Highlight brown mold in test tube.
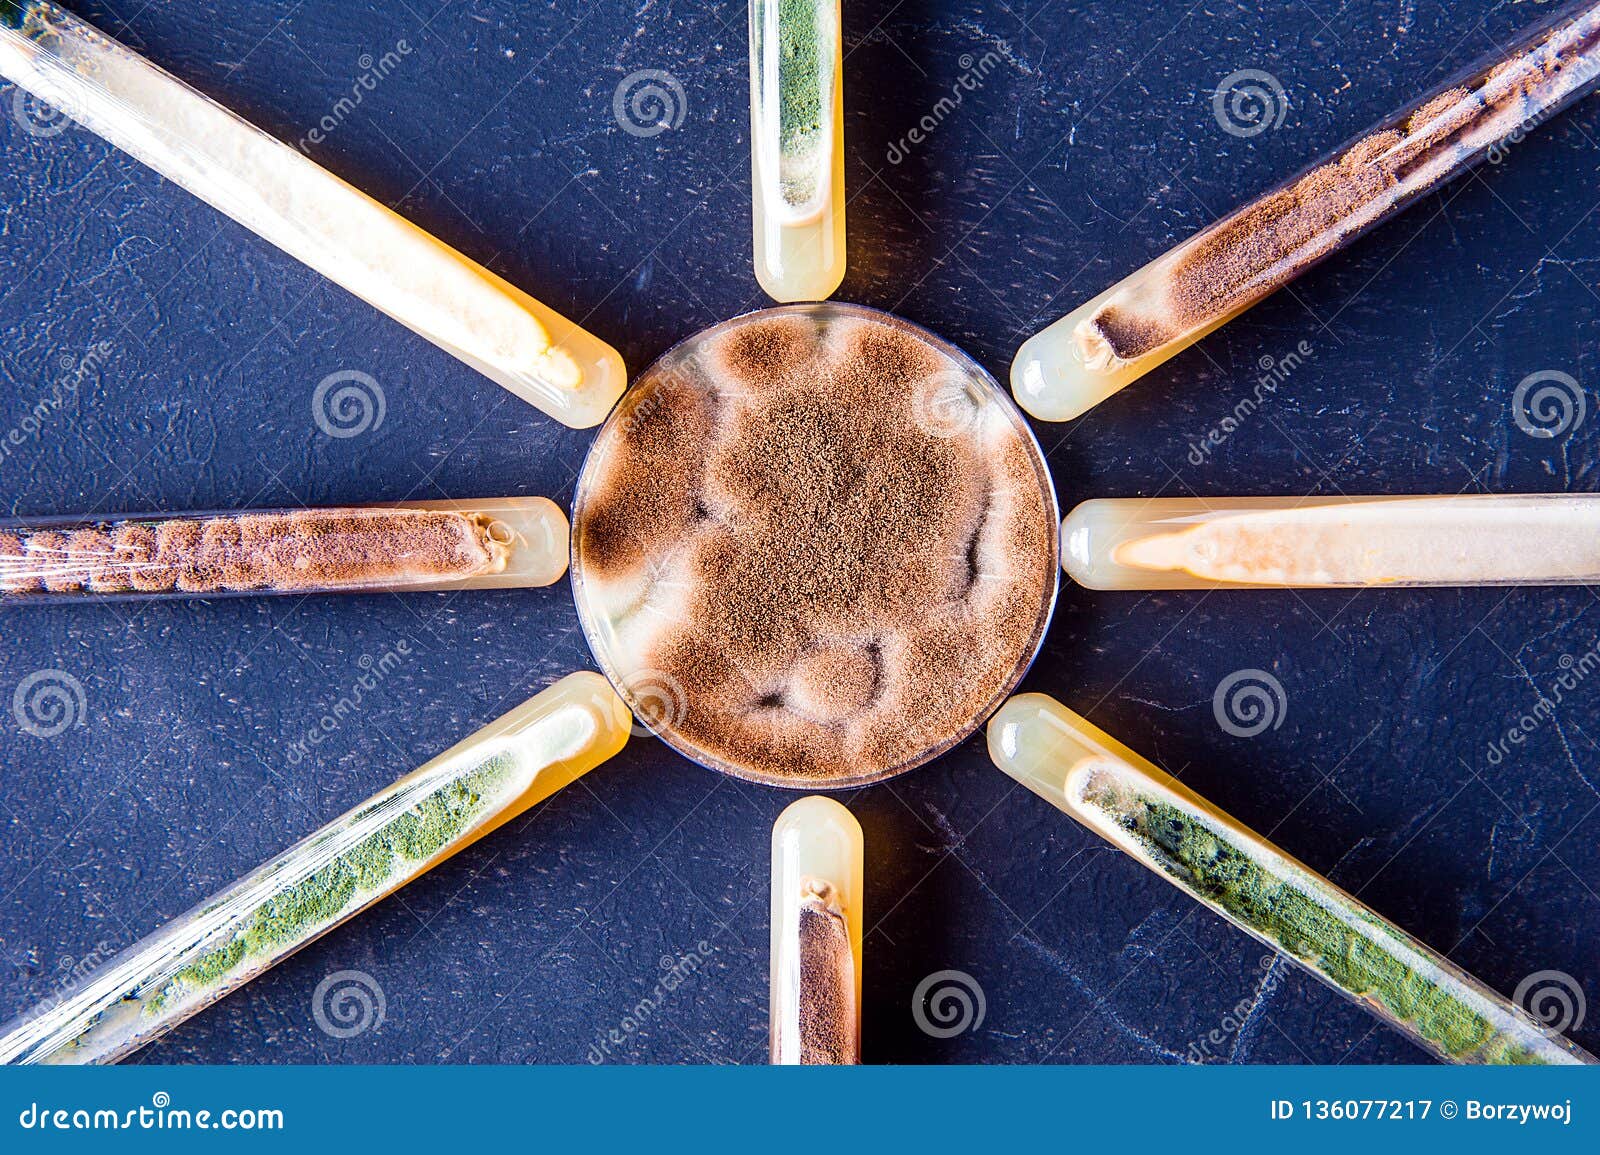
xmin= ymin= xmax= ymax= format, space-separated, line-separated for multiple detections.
xmin=0 ymin=497 xmax=569 ymax=603
xmin=1013 ymin=0 xmax=1600 ymax=422
xmin=771 ymin=796 xmax=863 ymax=1064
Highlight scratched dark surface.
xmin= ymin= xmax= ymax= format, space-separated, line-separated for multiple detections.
xmin=1 ymin=0 xmax=1598 ymax=1065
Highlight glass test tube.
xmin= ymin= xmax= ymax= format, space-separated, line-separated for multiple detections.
xmin=770 ymin=796 xmax=863 ymax=1064
xmin=0 ymin=671 xmax=632 ymax=1065
xmin=1062 ymin=494 xmax=1600 ymax=590
xmin=987 ymin=693 xmax=1597 ymax=1065
xmin=0 ymin=497 xmax=569 ymax=604
xmin=1012 ymin=0 xmax=1600 ymax=421
xmin=0 ymin=2 xmax=624 ymax=427
xmin=749 ymin=0 xmax=846 ymax=302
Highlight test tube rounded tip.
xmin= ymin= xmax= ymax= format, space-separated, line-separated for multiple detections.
xmin=550 ymin=670 xmax=635 ymax=762
xmin=1059 ymin=498 xmax=1135 ymax=590
xmin=554 ymin=338 xmax=629 ymax=429
xmin=1010 ymin=321 xmax=1117 ymax=423
xmin=502 ymin=331 xmax=626 ymax=429
xmin=754 ymin=261 xmax=847 ymax=307
xmin=987 ymin=692 xmax=1073 ymax=795
xmin=773 ymin=794 xmax=858 ymax=838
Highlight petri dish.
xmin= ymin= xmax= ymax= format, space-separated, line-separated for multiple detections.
xmin=571 ymin=302 xmax=1059 ymax=789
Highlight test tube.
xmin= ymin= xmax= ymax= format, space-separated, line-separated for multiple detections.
xmin=1062 ymin=494 xmax=1600 ymax=590
xmin=1012 ymin=1 xmax=1600 ymax=421
xmin=0 ymin=671 xmax=632 ymax=1065
xmin=748 ymin=0 xmax=846 ymax=302
xmin=770 ymin=796 xmax=862 ymax=1064
xmin=0 ymin=497 xmax=569 ymax=603
xmin=0 ymin=2 xmax=624 ymax=427
xmin=988 ymin=693 xmax=1596 ymax=1065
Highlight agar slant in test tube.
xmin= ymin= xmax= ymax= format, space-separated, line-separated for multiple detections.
xmin=1012 ymin=1 xmax=1600 ymax=421
xmin=987 ymin=693 xmax=1597 ymax=1065
xmin=1061 ymin=494 xmax=1600 ymax=590
xmin=0 ymin=673 xmax=633 ymax=1065
xmin=771 ymin=796 xmax=862 ymax=1064
xmin=0 ymin=498 xmax=569 ymax=603
xmin=749 ymin=0 xmax=847 ymax=302
xmin=0 ymin=1 xmax=625 ymax=427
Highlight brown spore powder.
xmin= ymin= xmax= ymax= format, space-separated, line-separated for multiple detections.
xmin=0 ymin=509 xmax=501 ymax=596
xmin=1089 ymin=7 xmax=1600 ymax=361
xmin=575 ymin=309 xmax=1056 ymax=785
xmin=794 ymin=881 xmax=858 ymax=1065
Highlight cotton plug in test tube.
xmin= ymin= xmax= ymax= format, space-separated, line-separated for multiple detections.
xmin=770 ymin=796 xmax=862 ymax=1064
xmin=0 ymin=2 xmax=624 ymax=427
xmin=0 ymin=497 xmax=569 ymax=603
xmin=1012 ymin=0 xmax=1600 ymax=421
xmin=1061 ymin=494 xmax=1600 ymax=590
xmin=987 ymin=693 xmax=1597 ymax=1065
xmin=749 ymin=0 xmax=846 ymax=302
xmin=0 ymin=672 xmax=632 ymax=1065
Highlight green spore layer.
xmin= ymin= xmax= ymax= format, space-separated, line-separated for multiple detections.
xmin=144 ymin=753 xmax=516 ymax=1016
xmin=777 ymin=0 xmax=827 ymax=153
xmin=1087 ymin=783 xmax=1550 ymax=1065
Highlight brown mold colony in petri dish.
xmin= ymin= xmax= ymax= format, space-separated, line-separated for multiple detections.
xmin=573 ymin=304 xmax=1057 ymax=788
xmin=0 ymin=508 xmax=505 ymax=596
xmin=1089 ymin=7 xmax=1600 ymax=361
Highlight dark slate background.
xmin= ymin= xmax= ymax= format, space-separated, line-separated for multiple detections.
xmin=2 ymin=0 xmax=1598 ymax=1065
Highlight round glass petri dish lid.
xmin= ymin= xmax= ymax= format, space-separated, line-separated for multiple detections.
xmin=570 ymin=302 xmax=1060 ymax=789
